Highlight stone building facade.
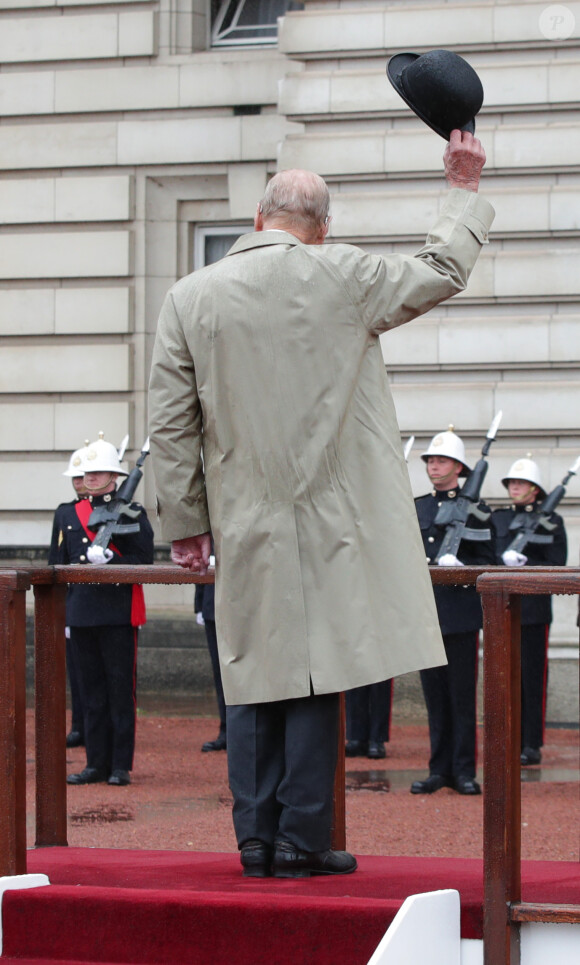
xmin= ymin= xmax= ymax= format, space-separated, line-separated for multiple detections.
xmin=1 ymin=0 xmax=579 ymax=642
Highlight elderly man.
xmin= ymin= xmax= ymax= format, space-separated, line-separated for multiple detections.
xmin=149 ymin=132 xmax=494 ymax=878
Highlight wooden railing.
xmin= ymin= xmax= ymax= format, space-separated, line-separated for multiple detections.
xmin=0 ymin=564 xmax=578 ymax=965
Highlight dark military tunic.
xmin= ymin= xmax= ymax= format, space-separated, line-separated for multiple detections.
xmin=415 ymin=486 xmax=495 ymax=779
xmin=493 ymin=500 xmax=567 ymax=751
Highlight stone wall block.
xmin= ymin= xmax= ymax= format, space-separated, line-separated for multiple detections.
xmin=0 ymin=11 xmax=156 ymax=63
xmin=228 ymin=164 xmax=268 ymax=219
xmin=0 ymin=462 xmax=75 ymax=511
xmin=495 ymin=382 xmax=580 ymax=430
xmin=439 ymin=316 xmax=550 ymax=365
xmin=549 ymin=315 xmax=580 ymax=361
xmin=54 ymin=401 xmax=130 ymax=450
xmin=279 ymin=72 xmax=331 ymax=115
xmin=279 ymin=10 xmax=384 ymax=54
xmin=495 ymin=251 xmax=580 ymax=298
xmin=0 ymin=70 xmax=55 ymax=115
xmin=494 ymin=124 xmax=580 ymax=169
xmin=0 ymin=178 xmax=55 ymax=224
xmin=55 ymin=287 xmax=131 ymax=334
xmin=241 ymin=115 xmax=303 ymax=161
xmin=392 ymin=382 xmax=494 ymax=434
xmin=330 ymin=192 xmax=439 ymax=238
xmin=493 ymin=2 xmax=580 ymax=43
xmin=0 ymin=289 xmax=55 ymax=335
xmin=179 ymin=58 xmax=288 ymax=108
xmin=550 ymin=187 xmax=580 ymax=231
xmin=279 ymin=132 xmax=383 ymax=176
xmin=118 ymin=10 xmax=157 ymax=56
xmin=0 ymin=122 xmax=117 ymax=170
xmin=55 ymin=176 xmax=133 ymax=222
xmin=0 ymin=404 xmax=54 ymax=450
xmin=380 ymin=321 xmax=438 ymax=367
xmin=55 ymin=66 xmax=179 ymax=113
xmin=0 ymin=344 xmax=130 ymax=393
xmin=385 ymin=5 xmax=492 ymax=47
xmin=117 ymin=117 xmax=241 ymax=165
xmin=0 ymin=231 xmax=131 ymax=279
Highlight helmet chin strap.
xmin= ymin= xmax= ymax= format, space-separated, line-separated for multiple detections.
xmin=511 ymin=483 xmax=537 ymax=504
xmin=84 ymin=472 xmax=115 ymax=494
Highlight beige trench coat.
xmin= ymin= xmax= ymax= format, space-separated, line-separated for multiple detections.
xmin=149 ymin=188 xmax=495 ymax=704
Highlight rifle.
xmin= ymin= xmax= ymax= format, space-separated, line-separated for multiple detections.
xmin=88 ymin=438 xmax=150 ymax=551
xmin=403 ymin=435 xmax=415 ymax=463
xmin=434 ymin=411 xmax=502 ymax=562
xmin=505 ymin=454 xmax=580 ymax=555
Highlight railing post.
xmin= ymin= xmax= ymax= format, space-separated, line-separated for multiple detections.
xmin=481 ymin=578 xmax=522 ymax=965
xmin=34 ymin=580 xmax=68 ymax=847
xmin=0 ymin=571 xmax=29 ymax=875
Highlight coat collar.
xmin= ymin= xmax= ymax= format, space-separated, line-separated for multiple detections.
xmin=226 ymin=230 xmax=303 ymax=256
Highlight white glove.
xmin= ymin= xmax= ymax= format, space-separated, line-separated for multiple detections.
xmin=196 ymin=612 xmax=205 ymax=626
xmin=87 ymin=545 xmax=114 ymax=565
xmin=502 ymin=549 xmax=527 ymax=567
xmin=437 ymin=553 xmax=464 ymax=567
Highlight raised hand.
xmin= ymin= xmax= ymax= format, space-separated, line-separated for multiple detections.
xmin=444 ymin=129 xmax=486 ymax=193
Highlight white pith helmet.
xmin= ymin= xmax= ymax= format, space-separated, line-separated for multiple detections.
xmin=82 ymin=432 xmax=128 ymax=476
xmin=63 ymin=443 xmax=89 ymax=478
xmin=502 ymin=454 xmax=545 ymax=497
xmin=421 ymin=425 xmax=471 ymax=476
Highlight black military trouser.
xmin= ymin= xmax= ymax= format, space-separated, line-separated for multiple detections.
xmin=346 ymin=679 xmax=393 ymax=743
xmin=204 ymin=618 xmax=226 ymax=735
xmin=420 ymin=631 xmax=479 ymax=779
xmin=227 ymin=692 xmax=339 ymax=852
xmin=70 ymin=625 xmax=138 ymax=774
xmin=521 ymin=623 xmax=549 ymax=751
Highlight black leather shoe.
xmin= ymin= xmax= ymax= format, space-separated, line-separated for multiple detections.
xmin=367 ymin=741 xmax=386 ymax=759
xmin=67 ymin=767 xmax=108 ymax=785
xmin=240 ymin=839 xmax=273 ymax=878
xmin=410 ymin=774 xmax=453 ymax=794
xmin=202 ymin=734 xmax=227 ymax=752
xmin=454 ymin=776 xmax=481 ymax=795
xmin=66 ymin=730 xmax=84 ymax=748
xmin=520 ymin=747 xmax=541 ymax=766
xmin=108 ymin=769 xmax=131 ymax=786
xmin=272 ymin=841 xmax=357 ymax=878
xmin=345 ymin=740 xmax=366 ymax=757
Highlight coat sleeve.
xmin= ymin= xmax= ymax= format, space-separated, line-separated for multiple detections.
xmin=148 ymin=291 xmax=210 ymax=542
xmin=349 ymin=189 xmax=494 ymax=335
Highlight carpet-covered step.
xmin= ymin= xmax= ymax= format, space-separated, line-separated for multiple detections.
xmin=2 ymin=883 xmax=400 ymax=965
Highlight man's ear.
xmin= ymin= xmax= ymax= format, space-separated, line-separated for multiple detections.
xmin=312 ymin=221 xmax=330 ymax=246
xmin=254 ymin=203 xmax=264 ymax=232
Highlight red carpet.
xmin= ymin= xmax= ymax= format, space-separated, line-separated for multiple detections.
xmin=2 ymin=849 xmax=579 ymax=964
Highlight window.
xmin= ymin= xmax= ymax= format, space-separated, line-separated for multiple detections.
xmin=192 ymin=224 xmax=252 ymax=270
xmin=211 ymin=0 xmax=301 ymax=47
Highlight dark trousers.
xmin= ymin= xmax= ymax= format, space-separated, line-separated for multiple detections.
xmin=521 ymin=624 xmax=549 ymax=750
xmin=227 ymin=692 xmax=339 ymax=852
xmin=346 ymin=679 xmax=393 ymax=743
xmin=204 ymin=619 xmax=226 ymax=734
xmin=66 ymin=635 xmax=85 ymax=737
xmin=420 ymin=631 xmax=479 ymax=779
xmin=70 ymin=625 xmax=138 ymax=773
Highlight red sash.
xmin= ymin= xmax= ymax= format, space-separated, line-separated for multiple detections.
xmin=75 ymin=500 xmax=147 ymax=627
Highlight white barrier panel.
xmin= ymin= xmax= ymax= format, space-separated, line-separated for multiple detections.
xmin=366 ymin=889 xmax=460 ymax=965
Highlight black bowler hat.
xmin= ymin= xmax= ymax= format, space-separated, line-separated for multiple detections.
xmin=387 ymin=49 xmax=484 ymax=140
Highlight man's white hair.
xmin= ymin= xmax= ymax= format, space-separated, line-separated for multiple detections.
xmin=259 ymin=169 xmax=330 ymax=234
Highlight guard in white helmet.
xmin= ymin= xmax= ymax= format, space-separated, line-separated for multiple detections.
xmin=411 ymin=426 xmax=495 ymax=796
xmin=53 ymin=433 xmax=154 ymax=787
xmin=493 ymin=456 xmax=567 ymax=766
xmin=48 ymin=444 xmax=91 ymax=748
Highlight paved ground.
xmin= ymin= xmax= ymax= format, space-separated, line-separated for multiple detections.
xmin=26 ymin=706 xmax=579 ymax=864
